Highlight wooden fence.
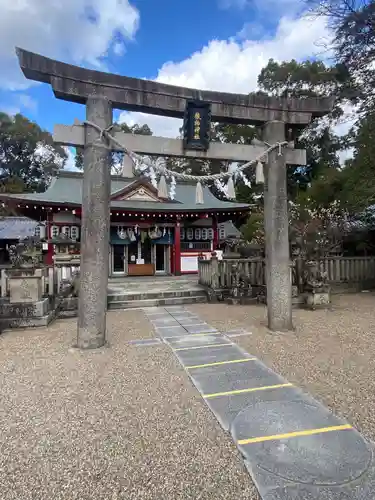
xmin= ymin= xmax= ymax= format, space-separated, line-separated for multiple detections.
xmin=1 ymin=256 xmax=375 ymax=298
xmin=0 ymin=264 xmax=80 ymax=298
xmin=198 ymin=256 xmax=375 ymax=291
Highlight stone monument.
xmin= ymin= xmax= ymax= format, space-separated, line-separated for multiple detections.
xmin=0 ymin=237 xmax=53 ymax=329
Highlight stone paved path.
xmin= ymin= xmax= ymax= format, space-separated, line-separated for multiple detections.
xmin=145 ymin=306 xmax=375 ymax=499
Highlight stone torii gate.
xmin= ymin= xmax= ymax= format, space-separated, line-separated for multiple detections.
xmin=16 ymin=48 xmax=334 ymax=348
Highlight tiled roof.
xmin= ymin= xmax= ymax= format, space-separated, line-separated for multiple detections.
xmin=0 ymin=171 xmax=250 ymax=212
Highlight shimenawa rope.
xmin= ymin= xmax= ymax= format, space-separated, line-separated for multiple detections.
xmin=83 ymin=120 xmax=288 ymax=203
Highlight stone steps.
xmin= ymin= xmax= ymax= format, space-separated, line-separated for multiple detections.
xmin=108 ymin=279 xmax=198 ymax=290
xmin=107 ymin=287 xmax=205 ymax=302
xmin=107 ymin=294 xmax=206 ymax=310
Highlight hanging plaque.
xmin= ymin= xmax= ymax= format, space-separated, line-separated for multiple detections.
xmin=183 ymin=100 xmax=211 ymax=151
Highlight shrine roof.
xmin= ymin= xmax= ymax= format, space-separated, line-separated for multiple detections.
xmin=0 ymin=171 xmax=250 ymax=213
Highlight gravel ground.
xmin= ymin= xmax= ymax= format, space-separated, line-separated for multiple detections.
xmin=0 ymin=309 xmax=259 ymax=500
xmin=190 ymin=293 xmax=375 ymax=442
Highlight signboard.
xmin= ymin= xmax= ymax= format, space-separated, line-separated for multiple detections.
xmin=182 ymin=100 xmax=211 ymax=151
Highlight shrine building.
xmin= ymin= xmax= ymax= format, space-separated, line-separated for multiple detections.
xmin=0 ymin=170 xmax=249 ymax=276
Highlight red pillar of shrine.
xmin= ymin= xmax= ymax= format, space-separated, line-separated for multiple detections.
xmin=174 ymin=222 xmax=181 ymax=275
xmin=212 ymin=216 xmax=219 ymax=250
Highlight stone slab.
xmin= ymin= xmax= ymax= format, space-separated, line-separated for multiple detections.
xmin=184 ymin=324 xmax=219 ymax=334
xmin=232 ymin=399 xmax=372 ymax=496
xmin=151 ymin=317 xmax=180 ymax=327
xmin=190 ymin=359 xmax=286 ymax=396
xmin=206 ymin=386 xmax=303 ymax=431
xmin=8 ymin=276 xmax=43 ymax=303
xmin=167 ymin=334 xmax=226 ymax=349
xmin=144 ymin=312 xmax=169 ymax=318
xmin=170 ymin=311 xmax=197 ymax=317
xmin=155 ymin=326 xmax=187 ymax=338
xmin=175 ymin=317 xmax=206 ymax=326
xmin=164 ymin=306 xmax=188 ymax=313
xmin=175 ymin=343 xmax=247 ymax=367
xmin=147 ymin=313 xmax=171 ymax=326
xmin=143 ymin=307 xmax=166 ymax=314
xmin=257 ymin=461 xmax=375 ymax=499
xmin=168 ymin=330 xmax=222 ymax=348
xmin=0 ymin=298 xmax=50 ymax=318
xmin=0 ymin=311 xmax=55 ymax=330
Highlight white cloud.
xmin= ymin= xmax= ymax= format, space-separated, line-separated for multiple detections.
xmin=121 ymin=15 xmax=331 ymax=138
xmin=113 ymin=42 xmax=126 ymax=57
xmin=0 ymin=0 xmax=139 ymax=90
xmin=236 ymin=22 xmax=267 ymax=40
xmin=0 ymin=93 xmax=38 ymax=115
xmin=119 ymin=112 xmax=182 ymax=140
xmin=18 ymin=94 xmax=38 ymax=112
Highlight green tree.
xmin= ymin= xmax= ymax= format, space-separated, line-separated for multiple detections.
xmin=240 ymin=212 xmax=264 ymax=244
xmin=257 ymin=58 xmax=349 ymax=201
xmin=304 ymin=0 xmax=375 ymax=211
xmin=0 ymin=112 xmax=67 ymax=192
xmin=306 ymin=0 xmax=373 ymax=112
xmin=258 ymin=58 xmax=356 ymax=109
xmin=339 ymin=112 xmax=375 ymax=211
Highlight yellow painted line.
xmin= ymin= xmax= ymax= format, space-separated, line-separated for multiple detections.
xmin=203 ymin=383 xmax=293 ymax=399
xmin=186 ymin=358 xmax=256 ymax=370
xmin=238 ymin=424 xmax=353 ymax=446
xmin=175 ymin=343 xmax=232 ymax=352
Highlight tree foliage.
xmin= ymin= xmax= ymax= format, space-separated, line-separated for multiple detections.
xmin=257 ymin=58 xmax=347 ymax=204
xmin=258 ymin=58 xmax=356 ymax=110
xmin=339 ymin=111 xmax=375 ymax=211
xmin=301 ymin=0 xmax=375 ymax=214
xmin=0 ymin=112 xmax=66 ymax=193
xmin=307 ymin=0 xmax=375 ymax=112
xmin=240 ymin=212 xmax=265 ymax=245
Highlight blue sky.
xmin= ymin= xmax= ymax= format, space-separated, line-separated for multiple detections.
xmin=0 ymin=0 xmax=330 ymax=143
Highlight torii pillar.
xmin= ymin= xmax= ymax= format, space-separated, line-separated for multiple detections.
xmin=77 ymin=96 xmax=112 ymax=348
xmin=263 ymin=121 xmax=292 ymax=331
